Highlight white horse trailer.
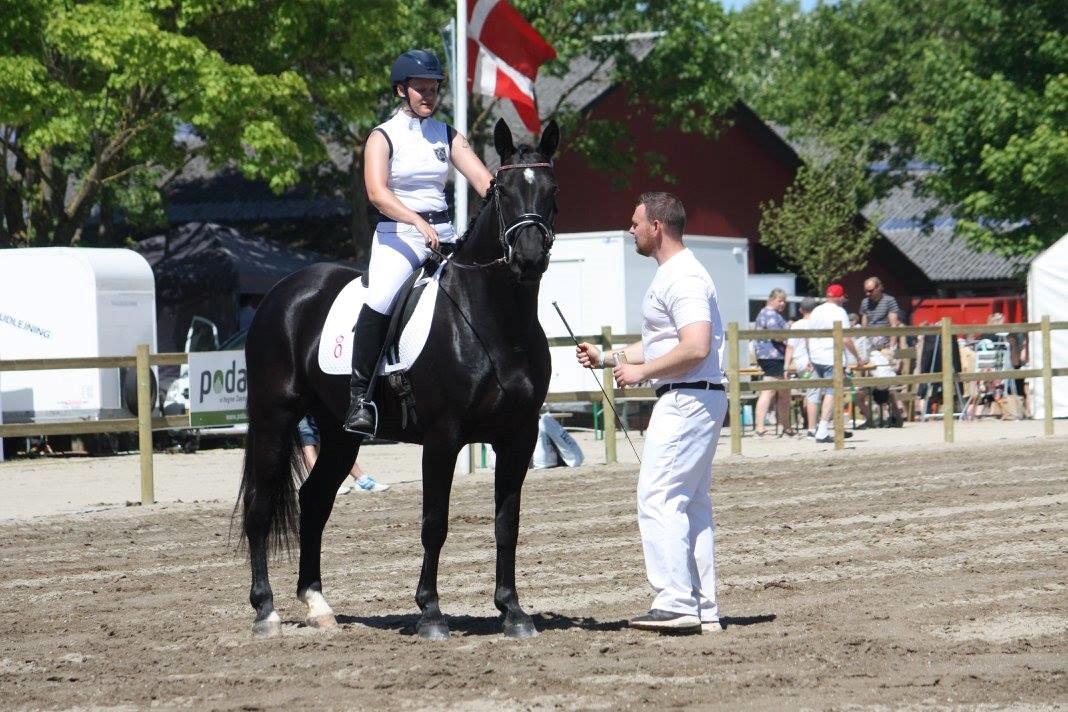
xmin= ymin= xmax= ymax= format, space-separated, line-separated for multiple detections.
xmin=538 ymin=231 xmax=749 ymax=394
xmin=0 ymin=248 xmax=159 ymax=435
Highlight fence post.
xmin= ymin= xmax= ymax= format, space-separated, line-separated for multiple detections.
xmin=1042 ymin=315 xmax=1054 ymax=436
xmin=832 ymin=322 xmax=844 ymax=450
xmin=940 ymin=317 xmax=954 ymax=443
xmin=601 ymin=325 xmax=617 ymax=464
xmin=136 ymin=344 xmax=155 ymax=505
xmin=728 ymin=322 xmax=742 ymax=455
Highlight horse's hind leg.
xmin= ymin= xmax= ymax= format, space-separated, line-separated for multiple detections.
xmin=492 ymin=421 xmax=540 ymax=639
xmin=296 ymin=416 xmax=357 ymax=629
xmin=414 ymin=433 xmax=462 ymax=640
xmin=243 ymin=408 xmax=301 ymax=638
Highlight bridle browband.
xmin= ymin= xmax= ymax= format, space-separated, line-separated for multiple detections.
xmin=441 ymin=161 xmax=556 ymax=270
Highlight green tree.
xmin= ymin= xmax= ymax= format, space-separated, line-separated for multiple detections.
xmin=468 ymin=0 xmax=737 ymax=177
xmin=0 ymin=0 xmax=333 ymax=246
xmin=732 ymin=0 xmax=1068 ymax=257
xmin=758 ymin=156 xmax=879 ymax=294
xmin=0 ymin=1 xmax=742 ymax=255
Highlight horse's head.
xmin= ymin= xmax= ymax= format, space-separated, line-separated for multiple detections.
xmin=491 ymin=118 xmax=560 ymax=284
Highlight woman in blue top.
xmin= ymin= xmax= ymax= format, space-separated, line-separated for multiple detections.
xmin=753 ymin=288 xmax=792 ymax=436
xmin=344 ymin=50 xmax=493 ymax=435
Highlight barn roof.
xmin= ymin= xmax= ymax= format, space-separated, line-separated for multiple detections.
xmin=862 ymin=184 xmax=1028 ymax=282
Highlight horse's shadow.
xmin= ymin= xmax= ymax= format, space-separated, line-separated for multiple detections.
xmin=335 ymin=612 xmax=776 ymax=637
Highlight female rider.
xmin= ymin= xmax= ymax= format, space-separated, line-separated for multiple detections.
xmin=344 ymin=49 xmax=493 ymax=435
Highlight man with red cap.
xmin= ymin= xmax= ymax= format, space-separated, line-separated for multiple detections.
xmin=807 ymin=284 xmax=862 ymax=443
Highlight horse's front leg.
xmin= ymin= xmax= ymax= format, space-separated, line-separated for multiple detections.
xmin=492 ymin=420 xmax=539 ymax=639
xmin=415 ymin=433 xmax=461 ymax=640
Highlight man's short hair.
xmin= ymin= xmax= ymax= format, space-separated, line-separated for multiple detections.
xmin=865 ymin=276 xmax=882 ymax=288
xmin=638 ymin=192 xmax=686 ymax=237
xmin=800 ymin=296 xmax=818 ymax=313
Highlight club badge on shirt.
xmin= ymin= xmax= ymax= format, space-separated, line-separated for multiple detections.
xmin=434 ymin=146 xmax=447 ymax=162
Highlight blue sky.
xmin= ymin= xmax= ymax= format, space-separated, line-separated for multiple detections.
xmin=718 ymin=0 xmax=821 ymax=10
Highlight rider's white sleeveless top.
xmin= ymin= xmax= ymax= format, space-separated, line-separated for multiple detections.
xmin=374 ymin=110 xmax=452 ymax=215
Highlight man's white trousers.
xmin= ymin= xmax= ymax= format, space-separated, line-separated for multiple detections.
xmin=637 ymin=388 xmax=726 ymax=621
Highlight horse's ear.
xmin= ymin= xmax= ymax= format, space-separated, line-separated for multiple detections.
xmin=494 ymin=118 xmax=516 ymax=162
xmin=538 ymin=120 xmax=560 ymax=160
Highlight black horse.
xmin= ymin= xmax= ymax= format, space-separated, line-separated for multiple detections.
xmin=237 ymin=119 xmax=560 ymax=640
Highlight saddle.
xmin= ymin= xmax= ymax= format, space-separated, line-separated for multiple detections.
xmin=364 ymin=247 xmax=456 ymax=429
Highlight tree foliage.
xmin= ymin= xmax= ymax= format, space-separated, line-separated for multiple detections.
xmin=0 ymin=0 xmax=322 ymax=245
xmin=0 ymin=0 xmax=442 ymax=249
xmin=732 ymin=0 xmax=1068 ymax=257
xmin=1 ymin=1 xmax=742 ymax=254
xmin=758 ymin=156 xmax=879 ymax=294
xmin=477 ymin=0 xmax=737 ymax=177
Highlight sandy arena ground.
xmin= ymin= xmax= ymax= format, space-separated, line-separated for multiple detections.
xmin=0 ymin=424 xmax=1065 ymax=709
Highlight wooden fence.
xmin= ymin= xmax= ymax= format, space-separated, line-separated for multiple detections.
xmin=725 ymin=316 xmax=1068 ymax=454
xmin=0 ymin=347 xmax=189 ymax=504
xmin=1 ymin=317 xmax=1064 ymax=502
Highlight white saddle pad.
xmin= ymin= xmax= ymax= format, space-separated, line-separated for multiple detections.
xmin=317 ymin=264 xmax=444 ymax=376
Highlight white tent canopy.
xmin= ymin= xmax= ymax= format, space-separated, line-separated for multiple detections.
xmin=1027 ymin=232 xmax=1068 ymax=417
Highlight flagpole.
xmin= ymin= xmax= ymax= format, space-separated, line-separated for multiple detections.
xmin=455 ymin=0 xmax=475 ymax=476
xmin=454 ymin=0 xmax=468 ymax=232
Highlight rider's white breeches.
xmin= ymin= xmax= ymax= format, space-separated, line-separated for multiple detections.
xmin=364 ymin=220 xmax=456 ymax=315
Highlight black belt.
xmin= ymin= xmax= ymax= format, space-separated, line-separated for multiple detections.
xmin=416 ymin=209 xmax=451 ymax=224
xmin=655 ymin=381 xmax=726 ymax=398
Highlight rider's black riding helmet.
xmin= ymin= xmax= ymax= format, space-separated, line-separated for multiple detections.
xmin=390 ymin=50 xmax=446 ymax=92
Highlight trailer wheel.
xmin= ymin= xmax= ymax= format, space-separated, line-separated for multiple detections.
xmin=120 ymin=367 xmax=158 ymax=417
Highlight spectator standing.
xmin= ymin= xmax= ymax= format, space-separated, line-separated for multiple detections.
xmin=297 ymin=415 xmax=389 ymax=495
xmin=859 ymin=277 xmax=901 ymax=349
xmin=753 ymin=288 xmax=792 ymax=436
xmin=784 ymin=297 xmax=818 ymax=435
xmin=808 ymin=284 xmax=861 ymax=443
xmin=860 ymin=277 xmax=907 ymax=426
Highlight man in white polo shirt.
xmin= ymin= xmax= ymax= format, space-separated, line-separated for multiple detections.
xmin=808 ymin=284 xmax=862 ymax=443
xmin=575 ymin=192 xmax=726 ymax=634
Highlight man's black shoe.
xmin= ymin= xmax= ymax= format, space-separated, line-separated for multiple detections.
xmin=628 ymin=609 xmax=701 ymax=632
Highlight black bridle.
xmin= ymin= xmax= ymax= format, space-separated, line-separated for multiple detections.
xmin=442 ymin=161 xmax=555 ymax=271
xmin=493 ymin=161 xmax=556 ymax=266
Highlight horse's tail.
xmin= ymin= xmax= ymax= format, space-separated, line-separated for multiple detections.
xmin=233 ymin=407 xmax=307 ymax=556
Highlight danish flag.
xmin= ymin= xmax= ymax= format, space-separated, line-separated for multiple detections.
xmin=467 ymin=0 xmax=556 ymax=133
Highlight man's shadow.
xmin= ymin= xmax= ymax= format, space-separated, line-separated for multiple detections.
xmin=336 ymin=612 xmax=776 ymax=637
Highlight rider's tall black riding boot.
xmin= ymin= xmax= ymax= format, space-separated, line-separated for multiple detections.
xmin=343 ymin=305 xmax=391 ymax=436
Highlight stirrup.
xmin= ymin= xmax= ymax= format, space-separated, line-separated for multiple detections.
xmin=343 ymin=400 xmax=378 ymax=438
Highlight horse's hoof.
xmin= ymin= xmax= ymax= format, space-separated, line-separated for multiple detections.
xmin=417 ymin=620 xmax=451 ymax=641
xmin=252 ymin=611 xmax=281 ymax=638
xmin=305 ymin=613 xmax=337 ymax=629
xmin=503 ymin=617 xmax=539 ymax=639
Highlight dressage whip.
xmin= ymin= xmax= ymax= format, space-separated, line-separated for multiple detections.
xmin=551 ymin=301 xmax=642 ymax=465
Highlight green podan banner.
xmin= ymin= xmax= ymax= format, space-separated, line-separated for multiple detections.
xmin=187 ymin=350 xmax=248 ymax=427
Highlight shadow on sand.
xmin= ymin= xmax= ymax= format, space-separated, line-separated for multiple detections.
xmin=334 ymin=611 xmax=776 ymax=637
